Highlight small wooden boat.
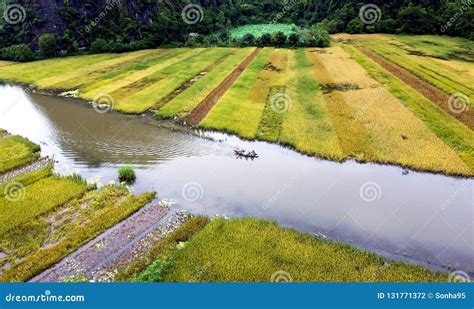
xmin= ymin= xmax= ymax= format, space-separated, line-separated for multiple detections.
xmin=234 ymin=148 xmax=259 ymax=158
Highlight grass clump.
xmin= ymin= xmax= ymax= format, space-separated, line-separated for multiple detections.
xmin=0 ymin=135 xmax=41 ymax=174
xmin=136 ymin=218 xmax=447 ymax=282
xmin=118 ymin=166 xmax=136 ymax=183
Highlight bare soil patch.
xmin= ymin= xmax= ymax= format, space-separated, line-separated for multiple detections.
xmin=186 ymin=48 xmax=262 ymax=126
xmin=357 ymin=46 xmax=474 ymax=130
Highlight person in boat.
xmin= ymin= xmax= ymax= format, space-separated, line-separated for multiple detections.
xmin=248 ymin=150 xmax=258 ymax=157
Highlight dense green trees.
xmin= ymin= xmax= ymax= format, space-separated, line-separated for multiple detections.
xmin=0 ymin=0 xmax=472 ymax=60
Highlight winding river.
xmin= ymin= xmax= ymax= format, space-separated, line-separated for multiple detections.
xmin=1 ymin=85 xmax=472 ymax=276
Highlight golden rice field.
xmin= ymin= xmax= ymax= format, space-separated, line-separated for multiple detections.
xmin=0 ymin=34 xmax=472 ymax=176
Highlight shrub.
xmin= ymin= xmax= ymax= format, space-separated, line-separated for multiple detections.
xmin=90 ymin=38 xmax=110 ymax=54
xmin=118 ymin=166 xmax=136 ymax=183
xmin=272 ymin=31 xmax=287 ymax=47
xmin=38 ymin=33 xmax=59 ymax=57
xmin=0 ymin=44 xmax=35 ymax=62
xmin=240 ymin=33 xmax=256 ymax=46
xmin=310 ymin=25 xmax=330 ymax=47
xmin=288 ymin=33 xmax=300 ymax=47
xmin=259 ymin=33 xmax=272 ymax=46
xmin=347 ymin=18 xmax=365 ymax=34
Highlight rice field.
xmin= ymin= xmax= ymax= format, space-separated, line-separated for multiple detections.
xmin=0 ymin=132 xmax=156 ymax=282
xmin=0 ymin=36 xmax=472 ymax=176
xmin=0 ymin=135 xmax=41 ymax=174
xmin=138 ymin=218 xmax=447 ymax=282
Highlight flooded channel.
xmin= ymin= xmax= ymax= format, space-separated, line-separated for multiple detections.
xmin=0 ymin=85 xmax=472 ymax=276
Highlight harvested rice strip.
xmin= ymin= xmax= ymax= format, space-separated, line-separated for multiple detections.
xmin=307 ymin=48 xmax=376 ymax=161
xmin=114 ymin=49 xmax=233 ymax=113
xmin=0 ymin=53 xmax=119 ymax=84
xmin=82 ymin=49 xmax=203 ymax=100
xmin=155 ymin=48 xmax=255 ymax=119
xmin=200 ymin=49 xmax=289 ymax=139
xmin=344 ymin=44 xmax=474 ymax=174
xmin=279 ymin=49 xmax=344 ymax=160
xmin=341 ymin=87 xmax=471 ymax=175
xmin=36 ymin=49 xmax=157 ymax=89
xmin=50 ymin=49 xmax=171 ymax=90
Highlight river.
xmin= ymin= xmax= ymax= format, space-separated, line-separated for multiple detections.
xmin=0 ymin=84 xmax=472 ymax=276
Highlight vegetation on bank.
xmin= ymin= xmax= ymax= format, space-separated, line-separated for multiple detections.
xmin=118 ymin=166 xmax=136 ymax=183
xmin=130 ymin=218 xmax=447 ymax=282
xmin=0 ymin=135 xmax=41 ymax=174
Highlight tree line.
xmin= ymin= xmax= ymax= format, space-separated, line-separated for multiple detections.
xmin=0 ymin=0 xmax=472 ymax=61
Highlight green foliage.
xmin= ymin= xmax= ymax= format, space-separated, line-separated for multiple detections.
xmin=230 ymin=24 xmax=297 ymax=40
xmin=0 ymin=44 xmax=35 ymax=62
xmin=90 ymin=38 xmax=110 ymax=54
xmin=240 ymin=33 xmax=256 ymax=47
xmin=272 ymin=31 xmax=287 ymax=47
xmin=259 ymin=33 xmax=272 ymax=46
xmin=310 ymin=25 xmax=330 ymax=47
xmin=157 ymin=219 xmax=447 ymax=282
xmin=118 ymin=166 xmax=136 ymax=182
xmin=38 ymin=34 xmax=59 ymax=57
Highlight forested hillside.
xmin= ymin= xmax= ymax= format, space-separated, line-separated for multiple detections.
xmin=0 ymin=0 xmax=472 ymax=59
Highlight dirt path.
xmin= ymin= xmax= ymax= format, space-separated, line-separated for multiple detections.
xmin=30 ymin=202 xmax=188 ymax=282
xmin=357 ymin=47 xmax=474 ymax=130
xmin=0 ymin=158 xmax=53 ymax=185
xmin=186 ymin=48 xmax=262 ymax=126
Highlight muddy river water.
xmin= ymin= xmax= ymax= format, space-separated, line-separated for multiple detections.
xmin=1 ymin=85 xmax=472 ymax=276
